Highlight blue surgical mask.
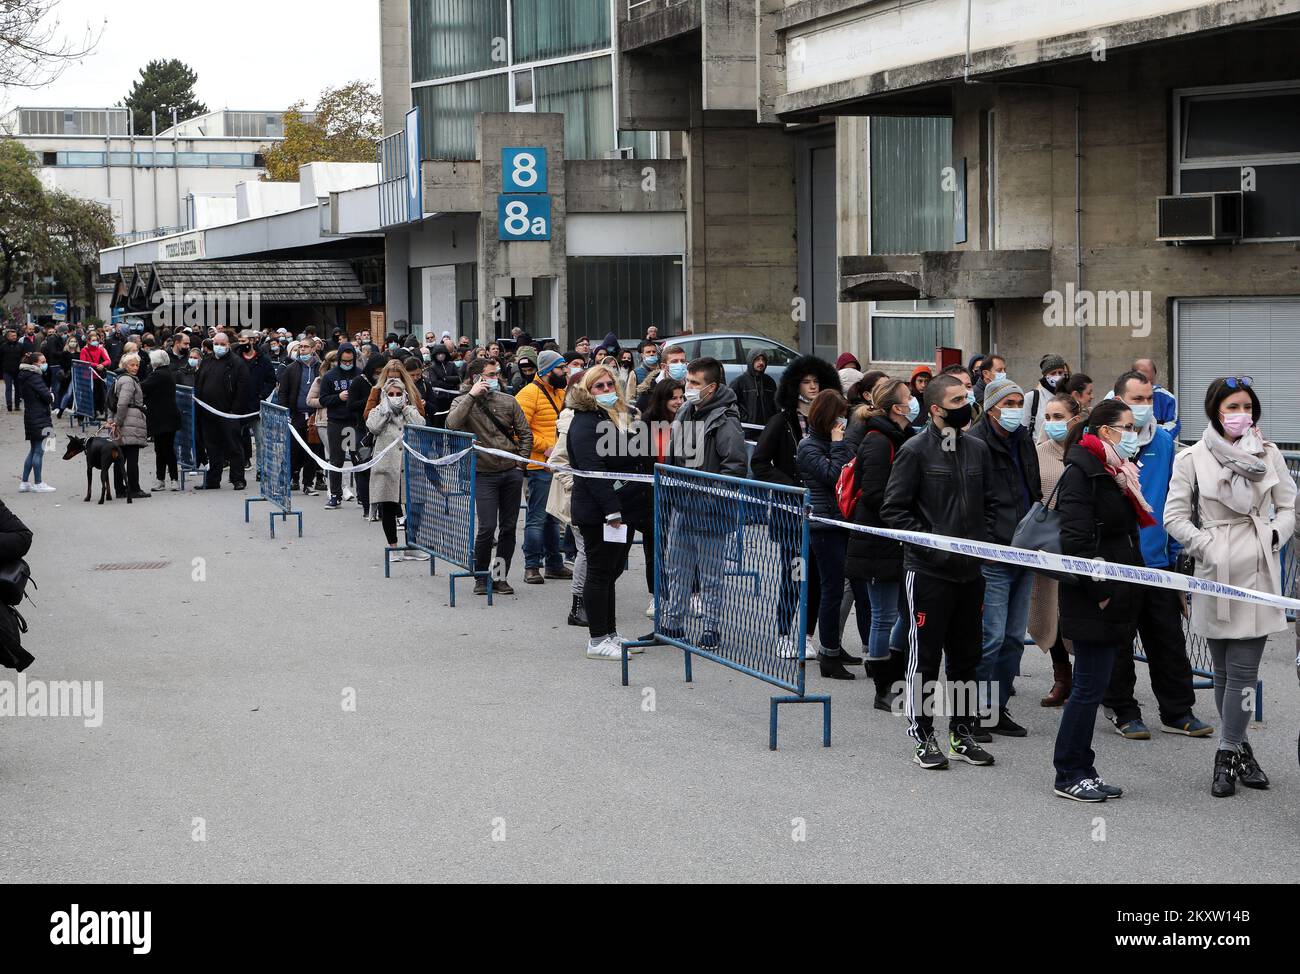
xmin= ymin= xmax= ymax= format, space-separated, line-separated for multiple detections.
xmin=214 ymin=345 xmax=228 ymax=358
xmin=996 ymin=407 xmax=1023 ymax=433
xmin=1115 ymin=430 xmax=1140 ymax=459
xmin=667 ymin=362 xmax=687 ymax=381
xmin=389 ymin=342 xmax=399 ymax=352
xmin=298 ymin=354 xmax=312 ymax=364
xmin=905 ymin=397 xmax=920 ymax=423
xmin=643 ymin=355 xmax=659 ymax=366
xmin=1044 ymin=419 xmax=1070 ymax=443
xmin=485 ymin=378 xmax=499 ymax=392
xmin=340 ymin=362 xmax=354 ymax=372
xmin=39 ymin=363 xmax=48 ymax=373
xmin=994 ymin=371 xmax=1007 ymax=383
xmin=966 ymin=390 xmax=976 ymax=407
xmin=595 ymin=392 xmax=619 ymax=409
xmin=1128 ymin=403 xmax=1153 ymax=428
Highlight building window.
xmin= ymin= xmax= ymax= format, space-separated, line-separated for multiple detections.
xmin=1175 ymin=81 xmax=1300 ymax=240
xmin=870 ymin=300 xmax=955 ymax=363
xmin=512 ymin=68 xmax=534 ymax=110
xmin=512 ymin=0 xmax=610 ymax=64
xmin=413 ymin=74 xmax=510 ymax=160
xmin=567 ymin=255 xmax=684 ymax=339
xmin=410 ymin=0 xmax=508 ymax=83
xmin=535 ymin=55 xmax=614 ymax=160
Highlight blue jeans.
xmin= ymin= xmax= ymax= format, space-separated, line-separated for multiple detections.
xmin=22 ymin=439 xmax=43 ymax=483
xmin=1054 ymin=639 xmax=1117 ymax=788
xmin=866 ymin=578 xmax=908 ymax=661
xmin=663 ymin=513 xmax=726 ymax=632
xmin=522 ymin=470 xmax=562 ymax=570
xmin=978 ymin=562 xmax=1033 ymax=712
xmin=808 ymin=529 xmax=870 ymax=653
xmin=3 ymin=373 xmax=17 ymax=410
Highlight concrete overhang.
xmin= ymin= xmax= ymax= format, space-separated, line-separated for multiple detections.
xmin=839 ymin=250 xmax=1052 ymax=302
xmin=620 ymin=0 xmax=701 ymax=52
xmin=422 ymin=161 xmax=483 ymax=214
xmin=776 ymin=0 xmax=1300 ymax=120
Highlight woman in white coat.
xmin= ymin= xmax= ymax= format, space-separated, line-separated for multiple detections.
xmin=365 ymin=377 xmax=426 ymax=560
xmin=1164 ymin=377 xmax=1296 ymax=798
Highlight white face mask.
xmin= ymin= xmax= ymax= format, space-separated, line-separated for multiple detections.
xmin=387 ymin=395 xmax=404 ymax=408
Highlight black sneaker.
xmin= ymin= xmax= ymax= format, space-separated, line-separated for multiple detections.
xmin=1092 ymin=777 xmax=1123 ymax=799
xmin=913 ymin=733 xmax=949 ymax=770
xmin=473 ymin=579 xmax=488 ymax=596
xmin=990 ymin=708 xmax=1028 ymax=737
xmin=949 ymin=726 xmax=995 ymax=765
xmin=493 ymin=580 xmax=515 ymax=596
xmin=971 ymin=720 xmax=994 ymax=744
xmin=301 ymin=483 xmax=317 ymax=496
xmin=1054 ymin=779 xmax=1108 ymax=803
xmin=324 ymin=496 xmax=341 ymax=510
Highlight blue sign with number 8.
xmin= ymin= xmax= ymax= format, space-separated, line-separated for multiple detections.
xmin=498 ymin=195 xmax=552 ymax=240
xmin=503 ymin=147 xmax=547 ymax=194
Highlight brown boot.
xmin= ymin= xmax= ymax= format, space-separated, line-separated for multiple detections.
xmin=1040 ymin=657 xmax=1072 ymax=707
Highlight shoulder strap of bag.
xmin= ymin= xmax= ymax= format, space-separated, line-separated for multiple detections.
xmin=475 ymin=394 xmax=520 ymax=445
xmin=1026 ymin=389 xmax=1040 ymax=438
xmin=534 ymin=379 xmax=560 ymax=417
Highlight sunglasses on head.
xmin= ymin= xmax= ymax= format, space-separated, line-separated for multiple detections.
xmin=1223 ymin=376 xmax=1253 ymax=390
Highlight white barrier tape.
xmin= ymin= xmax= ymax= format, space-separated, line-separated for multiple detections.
xmin=193 ymin=396 xmax=262 ymax=421
xmin=402 ymin=442 xmax=475 ymax=468
xmin=285 ymin=421 xmax=404 ymax=474
xmin=809 ymin=515 xmax=1300 ymax=613
xmin=470 ymin=443 xmax=656 ymax=483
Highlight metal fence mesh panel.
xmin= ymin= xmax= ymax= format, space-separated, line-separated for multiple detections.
xmin=71 ymin=361 xmax=97 ymax=422
xmin=403 ymin=425 xmax=476 ymax=569
xmin=258 ymin=402 xmax=293 ymax=513
xmin=654 ymin=465 xmax=809 ymax=694
xmin=175 ymin=386 xmax=196 ymax=472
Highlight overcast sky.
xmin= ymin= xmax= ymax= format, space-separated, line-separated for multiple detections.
xmin=6 ymin=0 xmax=382 ymax=112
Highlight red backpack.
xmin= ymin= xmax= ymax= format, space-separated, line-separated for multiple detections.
xmin=835 ymin=431 xmax=893 ymax=519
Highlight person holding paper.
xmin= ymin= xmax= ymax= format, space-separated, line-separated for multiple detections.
xmin=566 ymin=365 xmax=650 ymax=660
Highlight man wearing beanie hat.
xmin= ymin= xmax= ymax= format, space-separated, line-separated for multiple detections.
xmin=1025 ymin=353 xmax=1070 ymax=440
xmin=968 ymin=375 xmax=1042 ymax=737
xmin=508 ymin=346 xmax=538 ymax=395
xmin=517 ymin=348 xmax=573 ymax=584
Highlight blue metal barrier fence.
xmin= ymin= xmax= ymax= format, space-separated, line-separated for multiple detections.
xmin=244 ymin=401 xmax=301 ymax=538
xmin=70 ymin=361 xmax=99 ymax=429
xmin=174 ymin=386 xmax=200 ymax=490
xmin=622 ymin=464 xmax=829 ymax=750
xmin=399 ymin=425 xmax=488 ymax=606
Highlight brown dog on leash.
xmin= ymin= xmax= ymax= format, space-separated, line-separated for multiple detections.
xmin=63 ymin=435 xmax=130 ymax=505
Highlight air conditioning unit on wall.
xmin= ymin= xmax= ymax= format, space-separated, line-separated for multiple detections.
xmin=1157 ymin=191 xmax=1243 ymax=243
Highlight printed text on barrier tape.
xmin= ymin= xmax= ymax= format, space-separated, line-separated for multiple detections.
xmin=809 ymin=514 xmax=1300 ymax=613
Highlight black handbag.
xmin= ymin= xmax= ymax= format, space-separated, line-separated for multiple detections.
xmin=1010 ymin=465 xmax=1087 ymax=585
xmin=1174 ymin=476 xmax=1201 ymax=576
xmin=0 ymin=558 xmax=34 ymax=606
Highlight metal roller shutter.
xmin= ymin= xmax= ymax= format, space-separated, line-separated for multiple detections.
xmin=1175 ymin=298 xmax=1300 ymax=450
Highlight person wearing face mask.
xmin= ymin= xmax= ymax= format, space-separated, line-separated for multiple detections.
xmin=1027 ymin=394 xmax=1083 ymax=707
xmin=941 ymin=364 xmax=980 ymax=422
xmin=1132 ymin=357 xmax=1179 ymax=439
xmin=237 ymin=340 xmax=276 ymax=473
xmin=108 ymin=352 xmax=151 ymax=499
xmin=796 ymin=389 xmax=865 ymax=680
xmin=1165 ymin=377 xmax=1296 ymax=798
xmin=751 ymin=356 xmax=840 ymax=650
xmin=79 ymin=331 xmax=113 ymax=417
xmin=15 ymin=354 xmax=55 ymax=492
xmin=658 ymin=357 xmax=748 ymax=648
xmin=447 ymin=358 xmax=533 ymax=596
xmin=1101 ymin=371 xmax=1211 ymax=742
xmin=1025 ymin=353 xmax=1070 ymax=441
xmin=845 ymin=378 xmax=918 ymax=707
xmin=566 ymin=365 xmax=650 ymax=659
xmin=365 ymin=378 xmax=426 ymax=559
xmin=508 ymin=347 xmax=538 ymax=396
xmin=318 ymin=344 xmax=361 ymax=510
xmin=1051 ymin=398 xmax=1154 ymax=802
xmin=193 ymin=334 xmax=250 ymax=492
xmin=634 ymin=341 xmax=659 ymax=383
xmin=141 ymin=349 xmax=181 ymax=492
xmin=973 ymin=354 xmax=1006 ymax=407
xmin=516 ymin=350 xmax=572 ymax=585
xmin=276 ymin=342 xmax=322 ymax=494
xmin=880 ymin=374 xmax=1000 ymax=770
xmin=967 ymin=377 xmax=1042 ymax=738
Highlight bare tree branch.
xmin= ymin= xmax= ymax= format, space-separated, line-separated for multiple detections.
xmin=0 ymin=0 xmax=103 ymax=91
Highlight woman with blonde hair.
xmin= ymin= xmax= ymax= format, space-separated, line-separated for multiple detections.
xmin=364 ymin=359 xmax=425 ymax=419
xmin=1027 ymin=393 xmax=1084 ymax=706
xmin=365 ymin=375 xmax=426 ymax=558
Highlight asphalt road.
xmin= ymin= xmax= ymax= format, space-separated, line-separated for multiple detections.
xmin=2 ymin=414 xmax=1297 ymax=883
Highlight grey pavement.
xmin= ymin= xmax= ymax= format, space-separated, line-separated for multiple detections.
xmin=2 ymin=416 xmax=1298 ymax=883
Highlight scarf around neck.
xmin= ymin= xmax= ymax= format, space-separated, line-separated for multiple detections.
xmin=1079 ymin=432 xmax=1157 ymax=527
xmin=1202 ymin=423 xmax=1269 ymax=515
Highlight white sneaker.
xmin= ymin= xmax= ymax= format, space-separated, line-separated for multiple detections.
xmin=169 ymin=479 xmax=181 ymax=491
xmin=32 ymin=482 xmax=56 ymax=493
xmin=586 ymin=637 xmax=623 ymax=660
xmin=152 ymin=480 xmax=166 ymax=492
xmin=343 ymin=487 xmax=355 ymax=501
xmin=403 ymin=550 xmax=430 ymax=562
xmin=609 ymin=632 xmax=642 ymax=655
xmin=645 ymin=597 xmax=655 ymax=618
xmin=18 ymin=483 xmax=30 ymax=493
xmin=774 ymin=634 xmax=799 ymax=659
xmin=690 ymin=594 xmax=704 ymax=618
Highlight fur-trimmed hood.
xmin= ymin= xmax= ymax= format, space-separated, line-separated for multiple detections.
xmin=776 ymin=355 xmax=842 ymax=412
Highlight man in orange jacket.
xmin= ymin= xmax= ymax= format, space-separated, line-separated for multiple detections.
xmin=516 ymin=349 xmax=573 ymax=584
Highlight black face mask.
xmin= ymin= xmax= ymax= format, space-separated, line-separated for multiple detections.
xmin=940 ymin=402 xmax=973 ymax=430
xmin=549 ymin=372 xmax=568 ymax=390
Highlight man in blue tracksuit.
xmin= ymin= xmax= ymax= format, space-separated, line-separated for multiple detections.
xmin=318 ymin=343 xmax=359 ymax=510
xmin=1103 ymin=370 xmax=1212 ymax=740
xmin=1133 ymin=357 xmax=1179 ymax=440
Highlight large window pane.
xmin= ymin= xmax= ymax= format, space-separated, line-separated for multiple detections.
xmin=535 ymin=56 xmax=614 ymax=160
xmin=870 ymin=116 xmax=953 ymax=254
xmin=512 ymin=0 xmax=610 ymax=64
xmin=1183 ymin=90 xmax=1300 ymax=160
xmin=870 ymin=316 xmax=954 ymax=362
xmin=410 ymin=0 xmax=508 ymax=83
xmin=567 ymin=255 xmax=683 ymax=339
xmin=413 ymin=75 xmax=509 ymax=160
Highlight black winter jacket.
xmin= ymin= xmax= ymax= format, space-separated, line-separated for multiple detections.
xmin=845 ymin=416 xmax=913 ymax=581
xmin=750 ymin=409 xmax=804 ymax=488
xmin=194 ymin=354 xmax=249 ymax=414
xmin=0 ymin=339 xmax=23 ymax=375
xmin=879 ymin=422 xmax=998 ymax=582
xmin=16 ymin=366 xmax=52 ymax=439
xmin=796 ymin=430 xmax=851 ymax=531
xmin=567 ymin=404 xmax=650 ymax=529
xmin=729 ymin=349 xmax=779 ymax=432
xmin=140 ymin=366 xmax=181 ymax=436
xmin=966 ymin=414 xmax=1042 ymax=544
xmin=1056 ymin=443 xmax=1144 ymax=645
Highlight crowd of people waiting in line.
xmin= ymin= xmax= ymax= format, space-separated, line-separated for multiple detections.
xmin=6 ymin=317 xmax=1296 ymax=802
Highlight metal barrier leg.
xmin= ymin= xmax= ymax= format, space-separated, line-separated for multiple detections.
xmin=769 ymin=694 xmax=833 ymax=751
xmin=384 ymin=547 xmax=394 ymax=579
xmin=245 ymin=496 xmax=267 ymax=524
xmin=683 ymin=649 xmax=693 ymax=683
xmin=294 ymin=512 xmax=303 ymax=538
xmin=620 ymin=639 xmax=655 ymax=688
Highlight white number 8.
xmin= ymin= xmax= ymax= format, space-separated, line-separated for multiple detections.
xmin=504 ymin=200 xmax=530 ymax=235
xmin=512 ymin=152 xmax=538 ymax=188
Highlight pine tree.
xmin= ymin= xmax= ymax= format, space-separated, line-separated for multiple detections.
xmin=121 ymin=58 xmax=208 ymax=135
